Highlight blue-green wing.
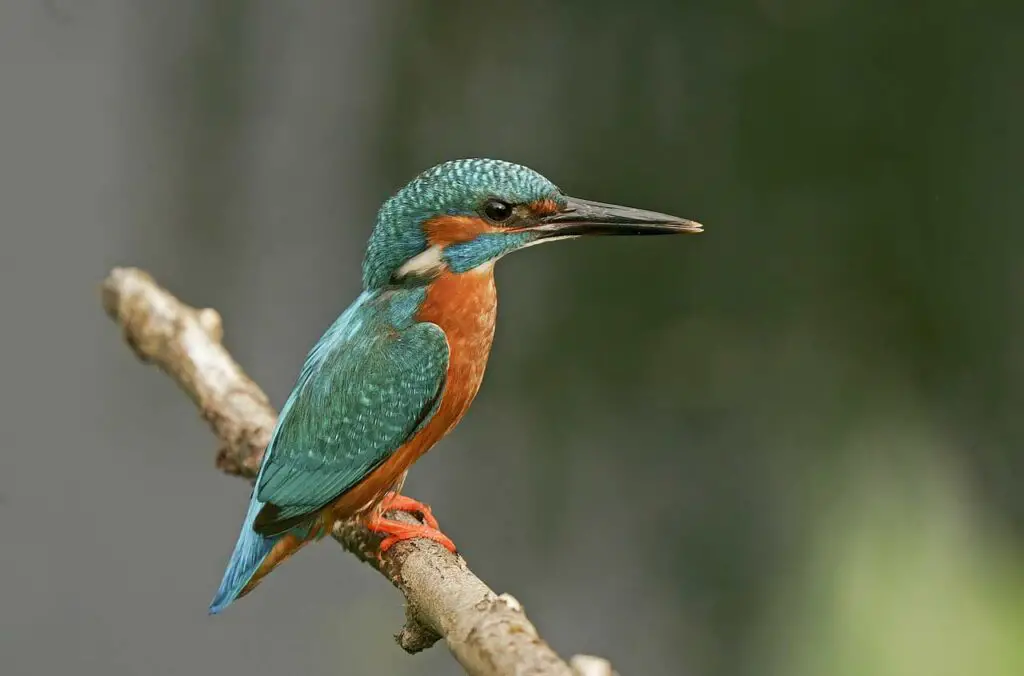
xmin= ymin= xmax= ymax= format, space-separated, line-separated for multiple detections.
xmin=252 ymin=295 xmax=448 ymax=536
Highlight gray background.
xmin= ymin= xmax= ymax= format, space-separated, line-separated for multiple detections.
xmin=1 ymin=1 xmax=1022 ymax=675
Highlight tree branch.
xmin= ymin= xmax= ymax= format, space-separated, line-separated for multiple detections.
xmin=101 ymin=267 xmax=617 ymax=676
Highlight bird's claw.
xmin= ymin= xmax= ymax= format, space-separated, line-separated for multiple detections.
xmin=367 ymin=493 xmax=457 ymax=558
xmin=374 ymin=522 xmax=457 ymax=555
xmin=378 ymin=492 xmax=440 ymax=529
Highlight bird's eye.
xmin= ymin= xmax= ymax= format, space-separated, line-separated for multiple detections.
xmin=482 ymin=199 xmax=513 ymax=223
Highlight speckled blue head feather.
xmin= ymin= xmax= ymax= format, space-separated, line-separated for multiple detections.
xmin=362 ymin=159 xmax=562 ymax=289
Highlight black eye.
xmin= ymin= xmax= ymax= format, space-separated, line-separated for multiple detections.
xmin=482 ymin=199 xmax=513 ymax=223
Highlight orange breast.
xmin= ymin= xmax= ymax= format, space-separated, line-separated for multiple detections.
xmin=326 ymin=268 xmax=498 ymax=519
xmin=416 ymin=268 xmax=498 ymax=431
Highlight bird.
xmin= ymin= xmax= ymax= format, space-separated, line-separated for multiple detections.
xmin=209 ymin=158 xmax=702 ymax=614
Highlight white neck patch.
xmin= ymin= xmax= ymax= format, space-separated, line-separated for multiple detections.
xmin=394 ymin=234 xmax=577 ymax=281
xmin=395 ymin=244 xmax=445 ymax=279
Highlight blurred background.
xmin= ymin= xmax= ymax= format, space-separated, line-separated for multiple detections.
xmin=1 ymin=1 xmax=1022 ymax=675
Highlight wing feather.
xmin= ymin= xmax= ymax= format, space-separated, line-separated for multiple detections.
xmin=251 ymin=291 xmax=448 ymax=536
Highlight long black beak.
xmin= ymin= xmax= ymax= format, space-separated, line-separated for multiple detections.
xmin=533 ymin=196 xmax=703 ymax=238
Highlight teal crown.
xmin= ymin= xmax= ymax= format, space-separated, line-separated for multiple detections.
xmin=362 ymin=159 xmax=562 ymax=289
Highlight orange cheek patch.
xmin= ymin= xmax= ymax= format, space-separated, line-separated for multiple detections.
xmin=424 ymin=215 xmax=501 ymax=246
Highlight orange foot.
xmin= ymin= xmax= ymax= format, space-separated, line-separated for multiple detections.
xmin=367 ymin=492 xmax=457 ymax=555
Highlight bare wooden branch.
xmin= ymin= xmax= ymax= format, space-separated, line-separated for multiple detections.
xmin=101 ymin=267 xmax=613 ymax=676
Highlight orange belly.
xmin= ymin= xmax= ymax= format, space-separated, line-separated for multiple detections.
xmin=327 ymin=267 xmax=497 ymax=520
xmin=240 ymin=269 xmax=497 ymax=598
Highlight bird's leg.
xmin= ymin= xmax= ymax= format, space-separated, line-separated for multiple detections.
xmin=378 ymin=492 xmax=440 ymax=529
xmin=366 ymin=492 xmax=457 ymax=555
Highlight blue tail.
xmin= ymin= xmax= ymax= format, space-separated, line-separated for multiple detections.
xmin=209 ymin=494 xmax=279 ymax=615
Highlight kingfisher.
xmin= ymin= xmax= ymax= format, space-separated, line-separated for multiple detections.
xmin=210 ymin=158 xmax=702 ymax=614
